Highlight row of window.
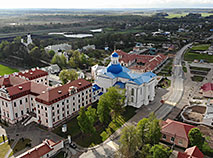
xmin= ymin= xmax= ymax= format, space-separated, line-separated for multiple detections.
xmin=162 ymin=134 xmax=182 ymax=145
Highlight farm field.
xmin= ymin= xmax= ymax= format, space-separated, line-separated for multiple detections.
xmin=0 ymin=64 xmax=19 ymax=76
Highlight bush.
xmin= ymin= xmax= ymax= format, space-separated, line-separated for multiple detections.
xmin=100 ymin=131 xmax=109 ymax=142
xmin=202 ymin=142 xmax=213 ymax=156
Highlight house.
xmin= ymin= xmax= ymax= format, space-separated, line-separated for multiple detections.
xmin=44 ymin=43 xmax=72 ymax=53
xmin=16 ymin=139 xmax=64 ymax=158
xmin=94 ymin=51 xmax=157 ymax=108
xmin=82 ymin=44 xmax=96 ymax=51
xmin=177 ymin=146 xmax=204 ymax=158
xmin=200 ymin=83 xmax=213 ymax=98
xmin=41 ymin=64 xmax=61 ymax=75
xmin=160 ymin=119 xmax=195 ymax=148
xmin=21 ymin=34 xmax=33 ymax=47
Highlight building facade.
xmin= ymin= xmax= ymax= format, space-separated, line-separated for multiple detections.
xmin=0 ymin=68 xmax=94 ymax=128
xmin=94 ymin=51 xmax=157 ymax=108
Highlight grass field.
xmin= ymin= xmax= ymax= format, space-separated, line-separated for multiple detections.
xmin=184 ymin=51 xmax=213 ymax=63
xmin=190 ymin=66 xmax=211 ymax=72
xmin=9 ymin=138 xmax=31 ymax=157
xmin=0 ymin=140 xmax=14 ymax=158
xmin=0 ymin=64 xmax=19 ymax=76
xmin=191 ymin=76 xmax=205 ymax=82
xmin=191 ymin=44 xmax=210 ymax=51
xmin=166 ymin=13 xmax=213 ymax=19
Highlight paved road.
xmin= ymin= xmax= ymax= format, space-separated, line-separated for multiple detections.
xmin=155 ymin=43 xmax=192 ymax=119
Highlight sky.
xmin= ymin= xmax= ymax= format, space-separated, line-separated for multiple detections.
xmin=1 ymin=0 xmax=213 ymax=9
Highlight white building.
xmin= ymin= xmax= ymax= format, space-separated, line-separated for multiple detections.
xmin=44 ymin=43 xmax=72 ymax=53
xmin=21 ymin=34 xmax=33 ymax=47
xmin=94 ymin=51 xmax=157 ymax=108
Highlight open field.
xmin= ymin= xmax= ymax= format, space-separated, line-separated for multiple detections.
xmin=0 ymin=64 xmax=19 ymax=76
xmin=184 ymin=51 xmax=213 ymax=63
xmin=166 ymin=13 xmax=213 ymax=19
xmin=191 ymin=44 xmax=210 ymax=51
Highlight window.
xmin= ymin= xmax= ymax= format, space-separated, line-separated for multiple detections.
xmin=78 ymin=94 xmax=80 ymax=97
xmin=45 ymin=113 xmax=48 ymax=117
xmin=57 ymin=116 xmax=60 ymax=120
xmin=82 ymin=98 xmax=84 ymax=101
xmin=171 ymin=137 xmax=175 ymax=142
xmin=45 ymin=107 xmax=47 ymax=111
xmin=15 ymin=113 xmax=18 ymax=118
xmin=78 ymin=100 xmax=80 ymax=103
xmin=67 ymin=105 xmax=69 ymax=109
xmin=52 ymin=107 xmax=54 ymax=110
xmin=178 ymin=139 xmax=183 ymax=145
xmin=21 ymin=110 xmax=24 ymax=115
xmin=162 ymin=134 xmax=166 ymax=140
xmin=67 ymin=100 xmax=69 ymax=103
xmin=57 ymin=104 xmax=59 ymax=108
xmin=89 ymin=89 xmax=91 ymax=92
xmin=38 ymin=105 xmax=40 ymax=108
xmin=31 ymin=98 xmax=33 ymax=101
xmin=46 ymin=119 xmax=48 ymax=123
xmin=86 ymin=90 xmax=88 ymax=94
xmin=140 ymin=88 xmax=142 ymax=95
xmin=20 ymin=100 xmax=22 ymax=105
xmin=62 ymin=107 xmax=65 ymax=111
xmin=82 ymin=92 xmax=84 ymax=96
xmin=62 ymin=102 xmax=64 ymax=105
xmin=41 ymin=106 xmax=43 ymax=109
xmin=52 ymin=112 xmax=55 ymax=116
xmin=7 ymin=113 xmax=9 ymax=117
xmin=131 ymin=97 xmax=134 ymax=102
xmin=73 ymin=97 xmax=75 ymax=100
xmin=86 ymin=96 xmax=88 ymax=99
xmin=78 ymin=105 xmax=80 ymax=109
xmin=25 ymin=98 xmax=28 ymax=102
xmin=57 ymin=110 xmax=60 ymax=114
xmin=62 ymin=113 xmax=65 ymax=117
xmin=2 ymin=101 xmax=4 ymax=106
xmin=73 ymin=103 xmax=75 ymax=106
xmin=38 ymin=110 xmax=40 ymax=114
xmin=53 ymin=118 xmax=55 ymax=122
xmin=131 ymin=88 xmax=134 ymax=96
xmin=73 ymin=108 xmax=75 ymax=112
xmin=14 ymin=102 xmax=16 ymax=107
xmin=67 ymin=111 xmax=69 ymax=115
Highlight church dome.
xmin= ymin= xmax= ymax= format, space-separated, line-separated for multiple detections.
xmin=112 ymin=52 xmax=119 ymax=57
xmin=107 ymin=63 xmax=123 ymax=74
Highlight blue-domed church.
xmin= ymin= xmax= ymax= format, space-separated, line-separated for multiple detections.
xmin=94 ymin=51 xmax=157 ymax=108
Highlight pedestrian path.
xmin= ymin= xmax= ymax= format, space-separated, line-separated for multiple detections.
xmin=0 ymin=139 xmax=8 ymax=146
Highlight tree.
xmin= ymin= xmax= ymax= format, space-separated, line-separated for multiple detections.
xmin=30 ymin=46 xmax=41 ymax=58
xmin=106 ymin=87 xmax=125 ymax=121
xmin=150 ymin=144 xmax=171 ymax=158
xmin=77 ymin=107 xmax=95 ymax=135
xmin=97 ymin=93 xmax=111 ymax=125
xmin=137 ymin=113 xmax=161 ymax=145
xmin=51 ymin=54 xmax=67 ymax=68
xmin=188 ymin=128 xmax=204 ymax=149
xmin=86 ymin=106 xmax=97 ymax=125
xmin=59 ymin=69 xmax=78 ymax=84
xmin=117 ymin=125 xmax=140 ymax=158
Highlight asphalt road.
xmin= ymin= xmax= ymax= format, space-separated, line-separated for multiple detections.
xmin=155 ymin=43 xmax=192 ymax=119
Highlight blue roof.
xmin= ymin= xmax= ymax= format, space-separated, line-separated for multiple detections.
xmin=113 ymin=81 xmax=126 ymax=89
xmin=103 ymin=66 xmax=156 ymax=85
xmin=92 ymin=84 xmax=101 ymax=92
xmin=98 ymin=92 xmax=103 ymax=96
xmin=112 ymin=52 xmax=119 ymax=57
xmin=107 ymin=63 xmax=123 ymax=74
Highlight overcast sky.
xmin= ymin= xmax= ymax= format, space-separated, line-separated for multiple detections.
xmin=1 ymin=0 xmax=213 ymax=8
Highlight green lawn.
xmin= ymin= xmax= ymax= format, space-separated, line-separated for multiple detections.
xmin=52 ymin=106 xmax=136 ymax=147
xmin=191 ymin=76 xmax=205 ymax=82
xmin=52 ymin=151 xmax=66 ymax=158
xmin=0 ymin=64 xmax=19 ymax=76
xmin=184 ymin=51 xmax=213 ymax=63
xmin=191 ymin=44 xmax=210 ymax=51
xmin=9 ymin=138 xmax=31 ymax=157
xmin=165 ymin=13 xmax=188 ymax=19
xmin=0 ymin=135 xmax=8 ymax=143
xmin=190 ymin=66 xmax=211 ymax=72
xmin=0 ymin=140 xmax=14 ymax=158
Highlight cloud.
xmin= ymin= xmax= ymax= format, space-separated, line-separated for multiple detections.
xmin=1 ymin=0 xmax=213 ymax=8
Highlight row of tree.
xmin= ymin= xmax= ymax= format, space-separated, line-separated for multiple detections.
xmin=77 ymin=87 xmax=126 ymax=136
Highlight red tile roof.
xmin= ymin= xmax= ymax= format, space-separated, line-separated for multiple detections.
xmin=17 ymin=139 xmax=58 ymax=158
xmin=36 ymin=78 xmax=92 ymax=105
xmin=161 ymin=119 xmax=195 ymax=140
xmin=0 ymin=75 xmax=26 ymax=88
xmin=178 ymin=146 xmax=204 ymax=158
xmin=185 ymin=146 xmax=204 ymax=158
xmin=6 ymin=81 xmax=49 ymax=100
xmin=16 ymin=68 xmax=48 ymax=80
xmin=116 ymin=50 xmax=167 ymax=72
xmin=201 ymin=83 xmax=213 ymax=92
